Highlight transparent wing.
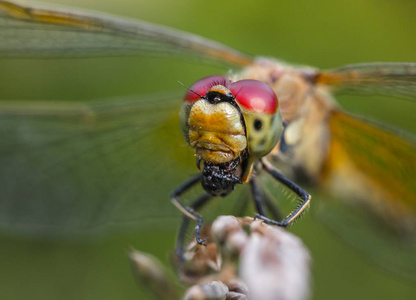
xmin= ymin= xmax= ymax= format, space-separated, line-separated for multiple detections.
xmin=326 ymin=111 xmax=416 ymax=209
xmin=0 ymin=93 xmax=198 ymax=236
xmin=0 ymin=0 xmax=253 ymax=66
xmin=318 ymin=111 xmax=416 ymax=280
xmin=315 ymin=63 xmax=416 ymax=99
xmin=317 ymin=195 xmax=416 ymax=281
xmin=0 ymin=0 xmax=254 ymax=237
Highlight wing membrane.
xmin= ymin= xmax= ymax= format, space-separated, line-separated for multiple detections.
xmin=315 ymin=112 xmax=416 ymax=280
xmin=0 ymin=93 xmax=195 ymax=236
xmin=0 ymin=0 xmax=253 ymax=66
xmin=325 ymin=111 xmax=416 ymax=213
xmin=315 ymin=63 xmax=416 ymax=99
xmin=316 ymin=193 xmax=416 ymax=281
xmin=320 ymin=111 xmax=416 ymax=279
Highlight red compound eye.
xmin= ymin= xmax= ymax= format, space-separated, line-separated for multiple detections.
xmin=229 ymin=80 xmax=278 ymax=114
xmin=184 ymin=75 xmax=230 ymax=103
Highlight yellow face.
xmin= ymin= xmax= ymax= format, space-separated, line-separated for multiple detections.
xmin=187 ymin=100 xmax=247 ymax=164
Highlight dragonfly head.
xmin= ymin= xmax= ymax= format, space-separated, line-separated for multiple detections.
xmin=180 ymin=75 xmax=282 ymax=196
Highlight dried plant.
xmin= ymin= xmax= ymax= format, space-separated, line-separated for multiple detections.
xmin=130 ymin=216 xmax=311 ymax=300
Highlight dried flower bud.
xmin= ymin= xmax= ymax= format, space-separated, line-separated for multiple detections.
xmin=130 ymin=216 xmax=311 ymax=300
xmin=239 ymin=219 xmax=311 ymax=300
xmin=184 ymin=281 xmax=228 ymax=300
xmin=129 ymin=250 xmax=181 ymax=300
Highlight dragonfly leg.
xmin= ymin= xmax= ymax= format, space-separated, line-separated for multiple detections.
xmin=249 ymin=177 xmax=267 ymax=216
xmin=255 ymin=158 xmax=311 ymax=227
xmin=175 ymin=193 xmax=212 ymax=262
xmin=249 ymin=176 xmax=283 ymax=221
xmin=171 ymin=173 xmax=210 ymax=246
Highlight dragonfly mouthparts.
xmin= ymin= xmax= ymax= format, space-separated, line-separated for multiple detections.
xmin=201 ymin=158 xmax=242 ymax=197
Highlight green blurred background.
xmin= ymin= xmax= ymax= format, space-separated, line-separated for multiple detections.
xmin=1 ymin=0 xmax=415 ymax=299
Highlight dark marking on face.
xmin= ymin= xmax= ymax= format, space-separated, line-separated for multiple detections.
xmin=254 ymin=119 xmax=263 ymax=131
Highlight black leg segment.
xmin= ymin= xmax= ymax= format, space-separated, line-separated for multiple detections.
xmin=171 ymin=173 xmax=210 ymax=246
xmin=175 ymin=193 xmax=212 ymax=262
xmin=249 ymin=176 xmax=283 ymax=221
xmin=249 ymin=177 xmax=267 ymax=217
xmin=255 ymin=159 xmax=311 ymax=227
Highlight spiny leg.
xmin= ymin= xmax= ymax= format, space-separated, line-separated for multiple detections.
xmin=249 ymin=176 xmax=283 ymax=221
xmin=255 ymin=158 xmax=311 ymax=226
xmin=171 ymin=173 xmax=211 ymax=246
xmin=175 ymin=193 xmax=212 ymax=262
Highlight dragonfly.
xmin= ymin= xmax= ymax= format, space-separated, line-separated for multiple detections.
xmin=0 ymin=0 xmax=415 ymax=281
